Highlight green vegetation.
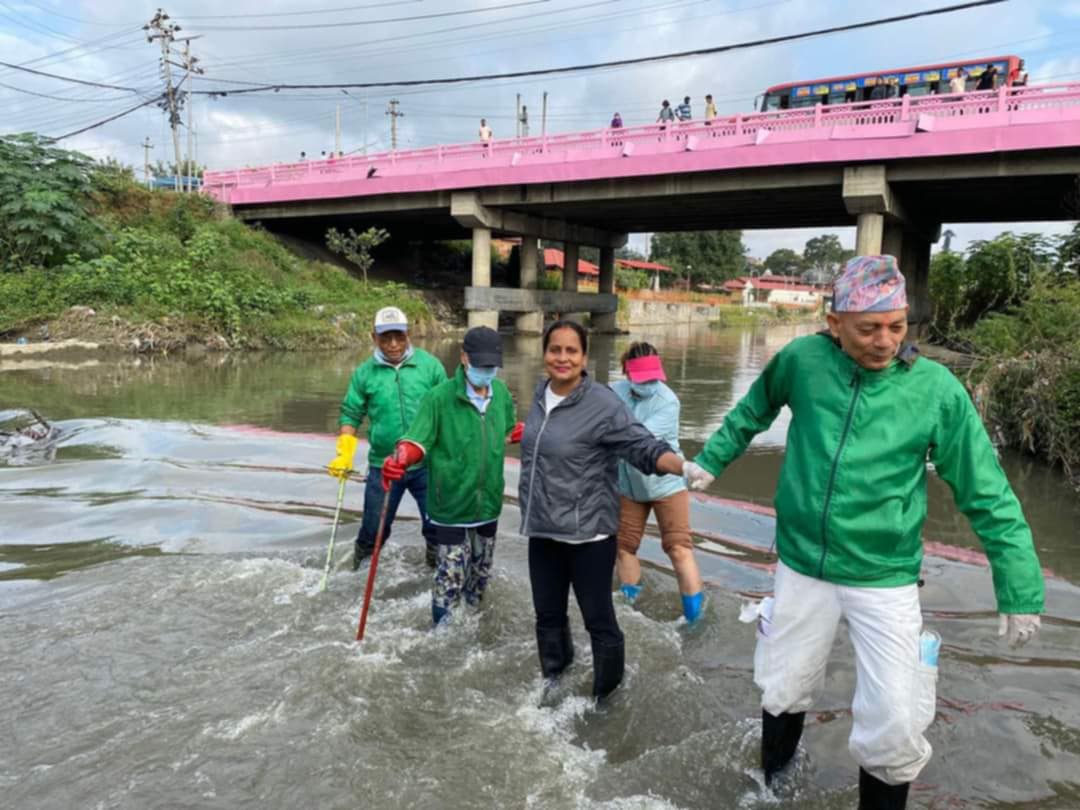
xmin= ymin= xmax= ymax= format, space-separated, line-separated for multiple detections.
xmin=929 ymin=229 xmax=1079 ymax=485
xmin=0 ymin=134 xmax=431 ymax=350
xmin=763 ymin=235 xmax=855 ymax=282
xmin=648 ymin=231 xmax=746 ymax=286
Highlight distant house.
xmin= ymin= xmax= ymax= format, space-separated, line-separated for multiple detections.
xmin=723 ymin=274 xmax=830 ymax=309
xmin=616 ymin=258 xmax=673 ymax=291
xmin=543 ymin=248 xmax=599 ymax=277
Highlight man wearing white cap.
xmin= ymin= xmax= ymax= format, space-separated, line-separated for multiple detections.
xmin=328 ymin=306 xmax=448 ymax=568
xmin=683 ymin=256 xmax=1044 ymax=808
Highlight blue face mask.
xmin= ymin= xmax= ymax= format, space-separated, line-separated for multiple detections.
xmin=374 ymin=345 xmax=412 ymax=366
xmin=466 ymin=365 xmax=498 ymax=388
xmin=630 ymin=381 xmax=659 ymax=398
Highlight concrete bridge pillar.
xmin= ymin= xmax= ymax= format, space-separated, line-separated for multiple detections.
xmin=901 ymin=231 xmax=933 ymax=337
xmin=516 ymin=237 xmax=543 ymax=334
xmin=468 ymin=227 xmax=499 ymax=330
xmin=882 ymin=221 xmax=904 ymax=266
xmin=593 ymin=247 xmax=618 ymax=332
xmin=562 ymin=243 xmax=579 ymax=292
xmin=855 ymin=213 xmax=884 ymax=255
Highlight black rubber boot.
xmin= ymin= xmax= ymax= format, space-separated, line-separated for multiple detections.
xmin=858 ymin=768 xmax=910 ymax=810
xmin=591 ymin=637 xmax=625 ymax=701
xmin=351 ymin=541 xmax=374 ymax=571
xmin=425 ymin=542 xmax=438 ymax=569
xmin=536 ymin=622 xmax=574 ymax=679
xmin=762 ymin=709 xmax=806 ymax=785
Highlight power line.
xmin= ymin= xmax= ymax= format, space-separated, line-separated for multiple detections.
xmin=0 ymin=81 xmax=135 ymax=103
xmin=181 ymin=0 xmax=422 ymax=19
xmin=21 ymin=1 xmax=137 ymax=27
xmin=0 ymin=59 xmax=139 ymax=91
xmin=48 ymin=95 xmax=164 ymax=141
xmin=196 ymin=0 xmax=1011 ymax=96
xmin=190 ymin=0 xmax=552 ymax=31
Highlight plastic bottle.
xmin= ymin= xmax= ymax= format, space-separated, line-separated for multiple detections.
xmin=919 ymin=630 xmax=941 ymax=667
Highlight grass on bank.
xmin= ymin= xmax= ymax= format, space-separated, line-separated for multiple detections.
xmin=0 ymin=153 xmax=431 ymax=349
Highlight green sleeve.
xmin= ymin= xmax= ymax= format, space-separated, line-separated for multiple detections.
xmin=930 ymin=375 xmax=1045 ymax=614
xmin=430 ymin=354 xmax=449 ymax=386
xmin=400 ymin=387 xmax=440 ymax=455
xmin=502 ymin=385 xmax=517 ymax=435
xmin=695 ymin=349 xmax=790 ymax=477
xmin=339 ymin=364 xmax=369 ymax=428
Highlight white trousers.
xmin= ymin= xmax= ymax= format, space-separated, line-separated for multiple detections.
xmin=754 ymin=562 xmax=936 ymax=785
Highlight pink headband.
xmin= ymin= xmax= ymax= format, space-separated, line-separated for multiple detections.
xmin=625 ymin=354 xmax=666 ymax=382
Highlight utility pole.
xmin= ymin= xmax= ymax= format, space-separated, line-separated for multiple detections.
xmin=516 ymin=93 xmax=521 ymax=138
xmin=541 ymin=91 xmax=548 ymax=137
xmin=142 ymin=136 xmax=153 ymax=186
xmin=178 ymin=36 xmax=203 ymax=192
xmin=145 ymin=9 xmax=184 ymax=193
xmin=385 ymin=99 xmax=403 ymax=150
xmin=335 ymin=104 xmax=342 ymax=156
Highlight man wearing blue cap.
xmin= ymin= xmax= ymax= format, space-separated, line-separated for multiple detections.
xmin=683 ymin=256 xmax=1044 ymax=808
xmin=328 ymin=306 xmax=447 ymax=569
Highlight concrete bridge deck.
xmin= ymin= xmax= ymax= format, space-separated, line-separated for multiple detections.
xmin=203 ymin=83 xmax=1080 ymax=332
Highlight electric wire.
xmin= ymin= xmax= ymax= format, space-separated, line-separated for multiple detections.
xmin=193 ymin=0 xmax=1011 ymax=95
xmin=0 ymin=60 xmax=140 ymax=91
xmin=189 ymin=0 xmax=553 ymax=32
xmin=181 ymin=0 xmax=424 ymax=19
xmin=48 ymin=95 xmax=165 ymax=141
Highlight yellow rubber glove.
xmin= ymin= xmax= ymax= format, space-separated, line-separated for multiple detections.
xmin=328 ymin=433 xmax=358 ymax=479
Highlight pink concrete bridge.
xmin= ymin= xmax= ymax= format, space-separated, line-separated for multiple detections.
xmin=203 ymin=83 xmax=1080 ymax=332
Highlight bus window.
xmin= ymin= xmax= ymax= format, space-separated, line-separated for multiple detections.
xmin=905 ymin=83 xmax=933 ymax=97
xmin=778 ymin=94 xmax=790 ymax=110
xmin=763 ymin=94 xmax=782 ymax=111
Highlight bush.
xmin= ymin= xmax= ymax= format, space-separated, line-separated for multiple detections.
xmin=615 ymin=267 xmax=649 ymax=290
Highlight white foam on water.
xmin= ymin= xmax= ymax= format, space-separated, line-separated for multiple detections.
xmin=202 ymin=700 xmax=286 ymax=741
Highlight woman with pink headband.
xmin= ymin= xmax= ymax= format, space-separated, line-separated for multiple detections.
xmin=612 ymin=342 xmax=705 ymax=623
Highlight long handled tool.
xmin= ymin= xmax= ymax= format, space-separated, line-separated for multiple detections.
xmin=318 ymin=476 xmax=349 ymax=593
xmin=355 ymin=488 xmax=391 ymax=642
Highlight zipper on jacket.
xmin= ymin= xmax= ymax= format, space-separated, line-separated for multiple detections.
xmin=818 ymin=369 xmax=862 ymax=578
xmin=395 ymin=368 xmax=407 ymax=432
xmin=521 ymin=407 xmax=554 ymax=537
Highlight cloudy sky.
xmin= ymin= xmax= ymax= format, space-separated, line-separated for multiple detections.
xmin=2 ymin=0 xmax=1078 ymax=259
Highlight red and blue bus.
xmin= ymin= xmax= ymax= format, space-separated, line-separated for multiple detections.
xmin=758 ymin=55 xmax=1023 ymax=111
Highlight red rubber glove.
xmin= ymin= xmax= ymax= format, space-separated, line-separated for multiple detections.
xmin=508 ymin=421 xmax=525 ymax=444
xmin=381 ymin=441 xmax=424 ymax=491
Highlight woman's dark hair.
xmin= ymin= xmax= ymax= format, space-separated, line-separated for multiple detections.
xmin=620 ymin=341 xmax=658 ymax=369
xmin=542 ymin=319 xmax=588 ymax=354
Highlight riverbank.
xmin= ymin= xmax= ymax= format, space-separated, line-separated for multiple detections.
xmin=0 ymin=147 xmax=441 ymax=352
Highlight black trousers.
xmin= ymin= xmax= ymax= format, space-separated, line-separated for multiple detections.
xmin=528 ymin=536 xmax=623 ymax=647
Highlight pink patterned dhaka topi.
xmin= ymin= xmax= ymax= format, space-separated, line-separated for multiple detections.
xmin=832 ymin=255 xmax=908 ymax=313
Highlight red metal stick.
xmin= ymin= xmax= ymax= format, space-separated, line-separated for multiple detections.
xmin=355 ymin=490 xmax=391 ymax=642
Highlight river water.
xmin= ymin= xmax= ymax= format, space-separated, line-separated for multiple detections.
xmin=2 ymin=323 xmax=1078 ymax=809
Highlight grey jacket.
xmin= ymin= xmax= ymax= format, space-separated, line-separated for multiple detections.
xmin=518 ymin=372 xmax=674 ymax=543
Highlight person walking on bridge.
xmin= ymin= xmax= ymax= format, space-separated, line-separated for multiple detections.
xmin=612 ymin=342 xmax=705 ymax=624
xmin=656 ymin=100 xmax=675 ymax=127
xmin=683 ymin=256 xmax=1044 ymax=808
xmin=388 ymin=326 xmax=524 ymax=625
xmin=478 ymin=118 xmax=493 ymax=144
xmin=328 ymin=306 xmax=448 ymax=570
xmin=676 ymin=96 xmax=692 ymax=121
xmin=519 ymin=320 xmax=688 ymax=701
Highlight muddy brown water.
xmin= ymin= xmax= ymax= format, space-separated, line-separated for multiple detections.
xmin=1 ymin=323 xmax=1077 ymax=809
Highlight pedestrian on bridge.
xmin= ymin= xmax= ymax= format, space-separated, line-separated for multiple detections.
xmin=703 ymin=94 xmax=717 ymax=124
xmin=519 ymin=320 xmax=688 ymax=701
xmin=676 ymin=96 xmax=692 ymax=121
xmin=610 ymin=112 xmax=623 ymax=129
xmin=328 ymin=306 xmax=448 ymax=570
xmin=949 ymin=67 xmax=967 ymax=95
xmin=683 ymin=256 xmax=1044 ymax=808
xmin=976 ymin=63 xmax=999 ymax=91
xmin=657 ymin=100 xmax=675 ymax=127
xmin=479 ymin=118 xmax=493 ymax=144
xmin=389 ymin=326 xmax=524 ymax=625
xmin=612 ymin=342 xmax=705 ymax=624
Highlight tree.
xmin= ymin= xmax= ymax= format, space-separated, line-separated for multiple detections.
xmin=326 ymin=226 xmax=390 ymax=285
xmin=648 ymin=230 xmax=746 ymax=286
xmin=763 ymin=248 xmax=806 ymax=276
xmin=615 ymin=245 xmax=646 ymax=261
xmin=803 ymin=234 xmax=853 ymax=280
xmin=1056 ymin=223 xmax=1080 ymax=276
xmin=150 ymin=158 xmax=205 ymax=180
xmin=0 ymin=133 xmax=100 ymax=272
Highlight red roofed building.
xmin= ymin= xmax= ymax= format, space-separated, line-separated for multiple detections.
xmin=723 ymin=274 xmax=830 ymax=309
xmin=543 ymin=248 xmax=599 ymax=276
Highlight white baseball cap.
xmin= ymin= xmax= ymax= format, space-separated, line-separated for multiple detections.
xmin=373 ymin=306 xmax=408 ymax=334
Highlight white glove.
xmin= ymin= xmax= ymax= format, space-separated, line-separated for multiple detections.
xmin=998 ymin=613 xmax=1040 ymax=648
xmin=683 ymin=461 xmax=715 ymax=492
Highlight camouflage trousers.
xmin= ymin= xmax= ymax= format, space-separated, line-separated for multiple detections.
xmin=432 ymin=527 xmax=497 ymax=623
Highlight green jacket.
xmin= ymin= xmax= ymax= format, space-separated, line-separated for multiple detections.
xmin=696 ymin=333 xmax=1044 ymax=614
xmin=338 ymin=348 xmax=448 ymax=466
xmin=401 ymin=365 xmax=517 ymax=525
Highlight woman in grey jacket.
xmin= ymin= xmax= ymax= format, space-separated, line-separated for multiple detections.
xmin=519 ymin=320 xmax=686 ymax=700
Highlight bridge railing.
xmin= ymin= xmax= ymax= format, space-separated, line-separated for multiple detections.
xmin=203 ymin=82 xmax=1080 ymax=202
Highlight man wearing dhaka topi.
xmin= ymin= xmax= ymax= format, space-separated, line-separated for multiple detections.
xmin=682 ymin=255 xmax=1044 ymax=809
